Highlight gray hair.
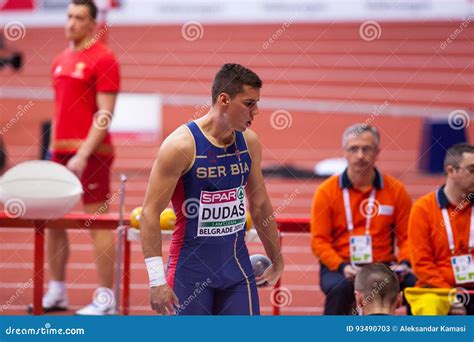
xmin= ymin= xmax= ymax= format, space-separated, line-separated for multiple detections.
xmin=342 ymin=124 xmax=380 ymax=148
xmin=444 ymin=143 xmax=474 ymax=168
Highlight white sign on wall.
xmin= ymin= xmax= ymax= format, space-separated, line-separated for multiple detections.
xmin=110 ymin=93 xmax=162 ymax=141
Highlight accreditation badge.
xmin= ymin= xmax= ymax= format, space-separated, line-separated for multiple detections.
xmin=451 ymin=254 xmax=474 ymax=284
xmin=349 ymin=235 xmax=373 ymax=264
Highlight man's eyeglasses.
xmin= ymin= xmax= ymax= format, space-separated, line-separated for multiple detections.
xmin=345 ymin=145 xmax=377 ymax=155
xmin=453 ymin=165 xmax=474 ymax=175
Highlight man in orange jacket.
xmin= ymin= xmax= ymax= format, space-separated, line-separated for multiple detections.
xmin=409 ymin=143 xmax=474 ymax=314
xmin=310 ymin=124 xmax=415 ymax=315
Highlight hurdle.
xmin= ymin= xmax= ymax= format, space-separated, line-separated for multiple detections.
xmin=0 ymin=213 xmax=309 ymax=315
xmin=0 ymin=212 xmax=129 ymax=315
xmin=271 ymin=218 xmax=310 ymax=315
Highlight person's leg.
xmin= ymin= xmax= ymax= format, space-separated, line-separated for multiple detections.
xmin=212 ymin=236 xmax=260 ymax=315
xmin=46 ymin=153 xmax=71 ymax=285
xmin=27 ymin=229 xmax=69 ymax=313
xmin=28 ymin=228 xmax=71 ymax=312
xmin=213 ymin=277 xmax=260 ymax=315
xmin=399 ymin=272 xmax=417 ymax=315
xmin=464 ymin=293 xmax=474 ymax=315
xmin=75 ymin=154 xmax=116 ymax=315
xmin=84 ymin=203 xmax=115 ymax=289
xmin=172 ymin=274 xmax=215 ymax=315
xmin=82 ymin=153 xmax=115 ymax=289
xmin=320 ymin=264 xmax=355 ymax=315
xmin=166 ymin=244 xmax=217 ymax=315
xmin=31 ymin=153 xmax=72 ymax=312
xmin=47 ymin=229 xmax=69 ymax=282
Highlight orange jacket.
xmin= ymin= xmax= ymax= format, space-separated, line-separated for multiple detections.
xmin=310 ymin=168 xmax=412 ymax=272
xmin=409 ymin=187 xmax=474 ymax=288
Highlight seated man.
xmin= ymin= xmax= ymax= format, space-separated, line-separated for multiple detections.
xmin=409 ymin=143 xmax=474 ymax=315
xmin=310 ymin=123 xmax=416 ymax=315
xmin=354 ymin=263 xmax=402 ymax=315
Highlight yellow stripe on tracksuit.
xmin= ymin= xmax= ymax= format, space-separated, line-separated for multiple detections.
xmin=233 ymin=231 xmax=253 ymax=315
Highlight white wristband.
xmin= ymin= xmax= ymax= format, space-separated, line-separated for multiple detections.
xmin=145 ymin=256 xmax=167 ymax=287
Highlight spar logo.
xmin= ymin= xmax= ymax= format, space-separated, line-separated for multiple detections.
xmin=201 ymin=187 xmax=244 ymax=204
xmin=237 ymin=187 xmax=244 ymax=200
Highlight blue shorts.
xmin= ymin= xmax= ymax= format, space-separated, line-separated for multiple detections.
xmin=168 ymin=237 xmax=260 ymax=315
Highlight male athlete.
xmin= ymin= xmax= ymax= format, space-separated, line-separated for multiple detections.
xmin=140 ymin=63 xmax=284 ymax=315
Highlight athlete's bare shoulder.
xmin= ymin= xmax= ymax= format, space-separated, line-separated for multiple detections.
xmin=243 ymin=128 xmax=261 ymax=159
xmin=157 ymin=124 xmax=195 ymax=175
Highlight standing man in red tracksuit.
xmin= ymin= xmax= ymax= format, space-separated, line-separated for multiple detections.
xmin=29 ymin=0 xmax=120 ymax=315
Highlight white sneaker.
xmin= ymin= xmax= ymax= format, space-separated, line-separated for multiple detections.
xmin=27 ymin=290 xmax=68 ymax=314
xmin=75 ymin=287 xmax=117 ymax=316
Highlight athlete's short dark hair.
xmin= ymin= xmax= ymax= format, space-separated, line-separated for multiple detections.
xmin=211 ymin=63 xmax=262 ymax=105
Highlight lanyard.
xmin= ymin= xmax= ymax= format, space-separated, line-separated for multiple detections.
xmin=441 ymin=206 xmax=474 ymax=254
xmin=343 ymin=187 xmax=376 ymax=235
